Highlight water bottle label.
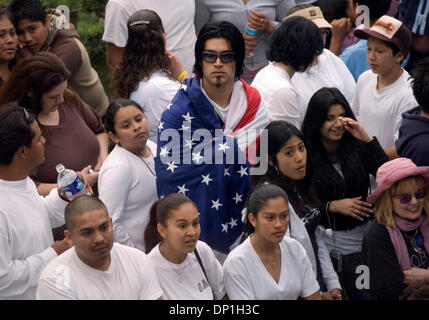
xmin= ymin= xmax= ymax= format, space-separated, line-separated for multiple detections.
xmin=245 ymin=27 xmax=258 ymax=36
xmin=61 ymin=177 xmax=84 ymax=197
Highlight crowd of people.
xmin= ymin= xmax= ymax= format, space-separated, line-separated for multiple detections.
xmin=0 ymin=0 xmax=429 ymax=301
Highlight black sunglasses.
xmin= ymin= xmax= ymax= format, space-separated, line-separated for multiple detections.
xmin=202 ymin=51 xmax=235 ymax=64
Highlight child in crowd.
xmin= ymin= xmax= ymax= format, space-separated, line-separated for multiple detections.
xmin=144 ymin=193 xmax=226 ymax=300
xmin=98 ymin=99 xmax=158 ymax=252
xmin=8 ymin=0 xmax=108 ymax=116
xmin=223 ymin=183 xmax=322 ymax=300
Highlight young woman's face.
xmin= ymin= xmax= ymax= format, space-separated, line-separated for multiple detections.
xmin=0 ymin=16 xmax=18 ymax=62
xmin=392 ymin=186 xmax=427 ymax=221
xmin=158 ymin=202 xmax=201 ymax=256
xmin=320 ymin=104 xmax=346 ymax=145
xmin=249 ymin=197 xmax=289 ymax=244
xmin=110 ymin=105 xmax=149 ymax=154
xmin=40 ymin=81 xmax=67 ymax=113
xmin=273 ymin=135 xmax=307 ymax=181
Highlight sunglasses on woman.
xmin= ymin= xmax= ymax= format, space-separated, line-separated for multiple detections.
xmin=397 ymin=190 xmax=427 ymax=204
xmin=201 ymin=51 xmax=235 ymax=63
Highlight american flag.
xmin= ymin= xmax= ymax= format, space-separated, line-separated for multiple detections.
xmin=155 ymin=77 xmax=268 ymax=253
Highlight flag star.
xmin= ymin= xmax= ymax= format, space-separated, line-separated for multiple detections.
xmin=232 ymin=193 xmax=243 ymax=204
xmin=160 ymin=194 xmax=165 ymax=199
xmin=229 ymin=217 xmax=238 ymax=229
xmin=181 ymin=84 xmax=187 ymax=92
xmin=221 ymin=223 xmax=229 ymax=233
xmin=211 ymin=199 xmax=223 ymax=211
xmin=166 ymin=103 xmax=173 ymax=111
xmin=237 ymin=166 xmax=248 ymax=178
xmin=182 ymin=112 xmax=195 ymax=122
xmin=158 ymin=121 xmax=164 ymax=131
xmin=201 ymin=174 xmax=213 ymax=186
xmin=192 ymin=151 xmax=203 ymax=164
xmin=224 ymin=168 xmax=230 ymax=176
xmin=177 ymin=184 xmax=189 ymax=195
xmin=159 ymin=146 xmax=169 ymax=157
xmin=179 ymin=122 xmax=190 ymax=131
xmin=166 ymin=161 xmax=178 ymax=173
xmin=218 ymin=142 xmax=230 ymax=153
xmin=184 ymin=138 xmax=195 ymax=149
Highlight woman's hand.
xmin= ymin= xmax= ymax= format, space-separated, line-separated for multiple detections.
xmin=248 ymin=10 xmax=274 ymax=34
xmin=329 ymin=197 xmax=373 ymax=221
xmin=166 ymin=49 xmax=186 ymax=81
xmin=330 ymin=18 xmax=352 ymax=43
xmin=339 ymin=117 xmax=373 ymax=143
xmin=404 ymin=268 xmax=429 ymax=284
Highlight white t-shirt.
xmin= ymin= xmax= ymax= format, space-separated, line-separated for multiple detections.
xmin=36 ymin=243 xmax=162 ymax=300
xmin=223 ymin=236 xmax=320 ymax=300
xmin=102 ymin=0 xmax=196 ymax=74
xmin=148 ymin=241 xmax=225 ymax=300
xmin=130 ymin=71 xmax=180 ymax=143
xmin=251 ymin=62 xmax=302 ymax=129
xmin=0 ymin=177 xmax=67 ymax=300
xmin=98 ymin=141 xmax=157 ymax=252
xmin=292 ymin=49 xmax=356 ymax=116
xmin=351 ymin=69 xmax=417 ymax=149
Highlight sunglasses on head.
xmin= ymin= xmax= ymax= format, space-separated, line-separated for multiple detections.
xmin=202 ymin=51 xmax=235 ymax=64
xmin=21 ymin=107 xmax=34 ymax=124
xmin=396 ymin=190 xmax=427 ymax=204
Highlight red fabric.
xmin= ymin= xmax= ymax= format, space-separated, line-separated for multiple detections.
xmin=232 ymin=79 xmax=261 ymax=134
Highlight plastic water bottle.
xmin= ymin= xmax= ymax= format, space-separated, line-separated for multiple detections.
xmin=56 ymin=163 xmax=86 ymax=201
xmin=244 ymin=24 xmax=258 ymax=71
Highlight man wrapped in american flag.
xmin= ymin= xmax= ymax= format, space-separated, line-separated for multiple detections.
xmin=155 ymin=21 xmax=269 ymax=255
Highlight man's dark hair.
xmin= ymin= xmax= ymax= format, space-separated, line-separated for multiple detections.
xmin=8 ymin=0 xmax=46 ymax=24
xmin=65 ymin=196 xmax=108 ymax=231
xmin=356 ymin=0 xmax=391 ymax=21
xmin=193 ymin=21 xmax=245 ymax=80
xmin=267 ymin=16 xmax=324 ymax=72
xmin=0 ymin=102 xmax=35 ymax=165
xmin=410 ymin=58 xmax=429 ymax=113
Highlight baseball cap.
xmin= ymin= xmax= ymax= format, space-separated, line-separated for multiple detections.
xmin=354 ymin=15 xmax=412 ymax=57
xmin=284 ymin=6 xmax=332 ymax=29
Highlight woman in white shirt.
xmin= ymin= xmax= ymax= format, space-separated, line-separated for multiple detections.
xmin=223 ymin=183 xmax=322 ymax=300
xmin=98 ymin=98 xmax=158 ymax=252
xmin=145 ymin=193 xmax=226 ymax=300
xmin=113 ymin=9 xmax=185 ymax=143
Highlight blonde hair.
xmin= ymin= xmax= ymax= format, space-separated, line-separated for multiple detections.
xmin=375 ymin=175 xmax=429 ymax=228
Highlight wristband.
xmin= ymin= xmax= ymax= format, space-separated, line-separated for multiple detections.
xmin=177 ymin=71 xmax=187 ymax=82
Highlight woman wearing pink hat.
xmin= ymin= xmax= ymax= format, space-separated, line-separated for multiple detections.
xmin=362 ymin=158 xmax=429 ymax=300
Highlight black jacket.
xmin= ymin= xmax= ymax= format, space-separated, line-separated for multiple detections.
xmin=396 ymin=106 xmax=429 ymax=166
xmin=313 ymin=138 xmax=388 ymax=231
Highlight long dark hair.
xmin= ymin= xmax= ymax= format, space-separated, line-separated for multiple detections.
xmin=114 ymin=9 xmax=171 ymax=98
xmin=144 ymin=193 xmax=197 ymax=254
xmin=301 ymin=87 xmax=367 ymax=196
xmin=252 ymin=121 xmax=320 ymax=216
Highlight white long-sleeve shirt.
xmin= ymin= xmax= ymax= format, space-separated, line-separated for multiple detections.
xmin=0 ymin=177 xmax=67 ymax=299
xmin=98 ymin=141 xmax=158 ymax=252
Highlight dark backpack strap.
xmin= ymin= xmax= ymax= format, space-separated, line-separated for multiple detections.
xmin=194 ymin=247 xmax=209 ymax=281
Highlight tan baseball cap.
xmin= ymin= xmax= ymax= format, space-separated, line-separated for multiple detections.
xmin=283 ymin=6 xmax=332 ymax=29
xmin=354 ymin=15 xmax=412 ymax=57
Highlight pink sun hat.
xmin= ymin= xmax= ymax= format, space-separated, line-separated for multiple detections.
xmin=367 ymin=158 xmax=429 ymax=204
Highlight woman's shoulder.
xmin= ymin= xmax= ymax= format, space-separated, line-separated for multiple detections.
xmin=224 ymin=237 xmax=252 ymax=266
xmin=363 ymin=219 xmax=389 ymax=243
